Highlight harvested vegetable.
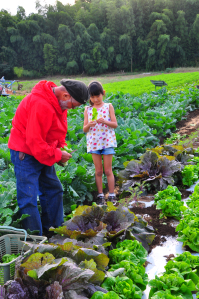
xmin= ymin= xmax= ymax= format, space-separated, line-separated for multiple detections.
xmin=60 ymin=146 xmax=74 ymax=167
xmin=2 ymin=253 xmax=20 ymax=263
xmin=92 ymin=107 xmax=98 ymax=121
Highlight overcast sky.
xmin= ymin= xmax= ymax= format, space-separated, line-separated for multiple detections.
xmin=2 ymin=0 xmax=75 ymax=16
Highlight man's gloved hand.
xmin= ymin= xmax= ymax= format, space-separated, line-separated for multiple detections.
xmin=57 ymin=151 xmax=72 ymax=167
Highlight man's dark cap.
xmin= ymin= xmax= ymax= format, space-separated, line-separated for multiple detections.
xmin=60 ymin=79 xmax=89 ymax=104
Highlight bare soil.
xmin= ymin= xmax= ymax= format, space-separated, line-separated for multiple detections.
xmin=176 ymin=109 xmax=199 ymax=147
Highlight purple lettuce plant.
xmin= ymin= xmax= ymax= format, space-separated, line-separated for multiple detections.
xmin=119 ymin=150 xmax=182 ymax=192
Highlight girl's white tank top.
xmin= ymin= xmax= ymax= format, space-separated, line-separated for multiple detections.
xmin=86 ymin=103 xmax=117 ymax=152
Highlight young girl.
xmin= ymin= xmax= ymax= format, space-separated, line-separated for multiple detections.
xmin=83 ymin=81 xmax=117 ymax=204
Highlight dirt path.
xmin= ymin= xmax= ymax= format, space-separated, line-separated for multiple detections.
xmin=175 ymin=108 xmax=199 ymax=148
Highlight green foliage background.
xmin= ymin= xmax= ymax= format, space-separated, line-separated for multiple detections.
xmin=1 ymin=0 xmax=199 ymax=78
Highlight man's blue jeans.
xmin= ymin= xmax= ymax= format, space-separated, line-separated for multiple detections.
xmin=10 ymin=149 xmax=64 ymax=236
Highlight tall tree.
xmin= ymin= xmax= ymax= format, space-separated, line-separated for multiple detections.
xmin=43 ymin=43 xmax=57 ymax=75
xmin=57 ymin=24 xmax=74 ymax=74
xmin=74 ymin=21 xmax=86 ymax=37
xmin=169 ymin=36 xmax=185 ymax=67
xmin=33 ymin=32 xmax=57 ymax=72
xmin=75 ymin=6 xmax=92 ymax=28
xmin=90 ymin=0 xmax=108 ymax=31
xmin=115 ymin=34 xmax=132 ymax=71
xmin=188 ymin=14 xmax=199 ymax=66
xmin=8 ymin=20 xmax=42 ymax=71
xmin=100 ymin=28 xmax=114 ymax=70
xmin=157 ymin=33 xmax=170 ymax=69
xmin=92 ymin=41 xmax=108 ymax=73
xmin=174 ymin=10 xmax=188 ymax=64
xmin=87 ymin=23 xmax=100 ymax=42
xmin=146 ymin=19 xmax=168 ymax=70
xmin=46 ymin=11 xmax=74 ymax=37
xmin=16 ymin=6 xmax=26 ymax=21
xmin=0 ymin=46 xmax=17 ymax=77
xmin=137 ymin=37 xmax=149 ymax=69
xmin=0 ymin=9 xmax=16 ymax=28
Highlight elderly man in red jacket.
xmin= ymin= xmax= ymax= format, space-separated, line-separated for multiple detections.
xmin=8 ymin=79 xmax=88 ymax=236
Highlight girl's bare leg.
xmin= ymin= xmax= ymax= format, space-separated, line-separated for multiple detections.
xmin=103 ymin=154 xmax=115 ymax=193
xmin=92 ymin=154 xmax=103 ymax=194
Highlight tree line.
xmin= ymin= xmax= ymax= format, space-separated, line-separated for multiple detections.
xmin=0 ymin=0 xmax=199 ymax=78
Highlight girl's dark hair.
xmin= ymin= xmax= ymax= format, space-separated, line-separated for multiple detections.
xmin=88 ymin=81 xmax=104 ymax=105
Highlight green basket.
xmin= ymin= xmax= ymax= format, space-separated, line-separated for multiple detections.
xmin=0 ymin=226 xmax=47 ymax=285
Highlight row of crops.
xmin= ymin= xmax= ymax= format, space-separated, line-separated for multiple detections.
xmin=1 ymin=79 xmax=199 ymax=224
xmin=103 ymin=72 xmax=199 ymax=96
xmin=2 ymin=190 xmax=199 ymax=298
xmin=1 ymin=75 xmax=199 ymax=297
xmin=2 ymin=158 xmax=199 ymax=298
xmin=17 ymin=72 xmax=199 ymax=97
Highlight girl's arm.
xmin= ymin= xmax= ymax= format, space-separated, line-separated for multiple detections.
xmin=97 ymin=104 xmax=118 ymax=128
xmin=83 ymin=107 xmax=97 ymax=133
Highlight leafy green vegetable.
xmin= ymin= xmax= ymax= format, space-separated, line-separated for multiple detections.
xmin=149 ymin=272 xmax=195 ymax=298
xmin=181 ymin=164 xmax=199 ymax=187
xmin=154 ymin=185 xmax=182 ymax=203
xmin=164 ymin=260 xmax=199 ymax=286
xmin=90 ymin=291 xmax=120 ymax=299
xmin=109 ymin=240 xmax=147 ymax=266
xmin=155 ymin=197 xmax=184 ymax=220
xmin=151 ymin=290 xmax=183 ymax=299
xmin=60 ymin=146 xmax=74 ymax=166
xmin=174 ymin=251 xmax=199 ymax=271
xmin=101 ymin=276 xmax=142 ymax=299
xmin=92 ymin=108 xmax=98 ymax=121
xmin=64 ymin=204 xmax=78 ymax=221
xmin=27 ymin=269 xmax=38 ymax=280
xmin=1 ymin=253 xmax=20 ymax=263
xmin=116 ymin=240 xmax=148 ymax=264
xmin=176 ymin=200 xmax=199 ymax=252
xmin=60 ymin=146 xmax=74 ymax=153
xmin=176 ymin=216 xmax=199 ymax=252
xmin=109 ymin=260 xmax=148 ymax=291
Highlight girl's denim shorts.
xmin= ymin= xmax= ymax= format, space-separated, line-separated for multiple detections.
xmin=88 ymin=147 xmax=115 ymax=155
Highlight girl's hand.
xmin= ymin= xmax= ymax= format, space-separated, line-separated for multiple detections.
xmin=89 ymin=120 xmax=97 ymax=127
xmin=96 ymin=117 xmax=106 ymax=124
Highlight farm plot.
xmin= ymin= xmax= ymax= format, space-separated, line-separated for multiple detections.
xmin=1 ymin=79 xmax=199 ymax=297
xmin=1 ymin=85 xmax=199 ymax=221
xmin=0 ymin=87 xmax=199 ymax=225
xmin=103 ymin=72 xmax=199 ymax=96
xmin=2 ymin=181 xmax=199 ymax=298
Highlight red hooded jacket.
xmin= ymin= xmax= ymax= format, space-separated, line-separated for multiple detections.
xmin=8 ymin=80 xmax=67 ymax=166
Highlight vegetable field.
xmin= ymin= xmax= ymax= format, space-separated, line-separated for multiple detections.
xmin=103 ymin=72 xmax=199 ymax=96
xmin=1 ymin=74 xmax=199 ymax=298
